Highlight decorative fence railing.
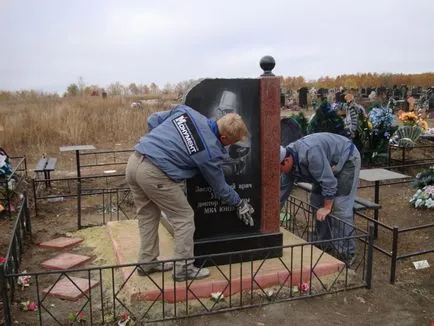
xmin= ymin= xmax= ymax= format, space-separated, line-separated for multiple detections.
xmin=354 ymin=210 xmax=434 ymax=283
xmin=281 ymin=196 xmax=374 ymax=278
xmin=78 ymin=149 xmax=132 ymax=170
xmin=0 ymin=193 xmax=31 ymax=326
xmin=32 ymin=174 xmax=134 ymax=229
xmin=0 ymin=196 xmax=374 ymax=325
xmin=388 ymin=144 xmax=434 ymax=166
xmin=77 ymin=186 xmax=134 ymax=228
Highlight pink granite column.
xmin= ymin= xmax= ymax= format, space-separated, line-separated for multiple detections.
xmin=259 ymin=56 xmax=281 ymax=233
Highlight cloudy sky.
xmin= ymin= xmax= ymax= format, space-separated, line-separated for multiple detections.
xmin=0 ymin=0 xmax=433 ymax=93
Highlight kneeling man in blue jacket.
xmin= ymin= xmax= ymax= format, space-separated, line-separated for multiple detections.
xmin=280 ymin=132 xmax=361 ymax=267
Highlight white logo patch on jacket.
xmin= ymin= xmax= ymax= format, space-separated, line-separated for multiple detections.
xmin=172 ymin=113 xmax=205 ymax=155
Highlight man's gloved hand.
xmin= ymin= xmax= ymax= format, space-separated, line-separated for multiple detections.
xmin=236 ymin=199 xmax=255 ymax=226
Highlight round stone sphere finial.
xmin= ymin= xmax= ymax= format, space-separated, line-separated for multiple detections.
xmin=260 ymin=55 xmax=275 ymax=76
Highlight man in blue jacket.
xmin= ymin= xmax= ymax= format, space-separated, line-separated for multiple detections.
xmin=279 ymin=133 xmax=361 ymax=266
xmin=126 ymin=104 xmax=254 ymax=281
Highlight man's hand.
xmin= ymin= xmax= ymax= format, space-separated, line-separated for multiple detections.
xmin=316 ymin=207 xmax=332 ymax=221
xmin=236 ymin=199 xmax=255 ymax=226
xmin=317 ymin=199 xmax=333 ymax=221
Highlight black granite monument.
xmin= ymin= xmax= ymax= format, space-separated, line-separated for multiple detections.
xmin=182 ymin=60 xmax=283 ymax=267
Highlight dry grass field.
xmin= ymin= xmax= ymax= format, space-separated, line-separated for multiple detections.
xmin=0 ymin=96 xmax=178 ymax=168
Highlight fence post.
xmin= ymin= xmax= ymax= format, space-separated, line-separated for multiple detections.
xmin=0 ymin=265 xmax=12 ymax=326
xmin=32 ymin=179 xmax=38 ymax=217
xmin=366 ymin=223 xmax=375 ymax=289
xmin=77 ymin=181 xmax=82 ymax=229
xmin=24 ymin=155 xmax=28 ymax=177
xmin=22 ymin=192 xmax=32 ymax=235
xmin=390 ymin=226 xmax=399 ymax=284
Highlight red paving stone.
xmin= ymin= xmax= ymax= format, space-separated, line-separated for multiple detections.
xmin=41 ymin=253 xmax=92 ymax=270
xmin=43 ymin=276 xmax=100 ymax=301
xmin=39 ymin=237 xmax=83 ymax=250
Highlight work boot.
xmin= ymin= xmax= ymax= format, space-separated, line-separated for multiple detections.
xmin=137 ymin=260 xmax=173 ymax=276
xmin=173 ymin=264 xmax=210 ymax=282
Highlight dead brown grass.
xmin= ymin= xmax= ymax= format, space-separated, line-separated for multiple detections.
xmin=0 ymin=96 xmax=174 ymax=168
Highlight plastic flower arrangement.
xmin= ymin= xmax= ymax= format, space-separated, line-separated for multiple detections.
xmin=21 ymin=301 xmax=38 ymax=312
xmin=398 ymin=112 xmax=428 ymax=131
xmin=398 ymin=112 xmax=418 ymax=126
xmin=369 ymin=107 xmax=396 ymax=132
xmin=412 ymin=166 xmax=434 ymax=189
xmin=409 ymin=185 xmax=434 ymax=208
xmin=418 ymin=119 xmax=428 ymax=132
xmin=68 ymin=311 xmax=86 ymax=324
xmin=117 ymin=312 xmax=132 ymax=326
xmin=365 ymin=107 xmax=398 ymax=161
xmin=17 ymin=272 xmax=31 ymax=289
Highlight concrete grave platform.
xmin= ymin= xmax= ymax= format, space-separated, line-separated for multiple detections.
xmin=39 ymin=237 xmax=83 ymax=250
xmin=107 ymin=220 xmax=345 ymax=303
xmin=41 ymin=253 xmax=92 ymax=270
xmin=43 ymin=276 xmax=100 ymax=301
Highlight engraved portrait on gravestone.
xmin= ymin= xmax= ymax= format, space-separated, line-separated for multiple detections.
xmin=213 ymin=90 xmax=251 ymax=177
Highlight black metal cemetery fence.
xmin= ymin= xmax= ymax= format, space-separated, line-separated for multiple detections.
xmin=0 ymin=196 xmax=374 ymax=325
xmin=0 ymin=193 xmax=31 ymax=326
xmin=0 ymin=155 xmax=27 ymax=218
xmin=354 ymin=162 xmax=434 ymax=283
xmin=281 ymin=196 xmax=374 ymax=279
xmin=354 ymin=210 xmax=434 ymax=284
xmin=77 ymin=149 xmax=132 ymax=176
xmin=77 ymin=185 xmax=134 ymax=229
xmin=388 ymin=143 xmax=434 ymax=166
xmin=32 ymin=173 xmax=133 ymax=229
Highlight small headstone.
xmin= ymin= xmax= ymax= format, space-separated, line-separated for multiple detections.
xmin=280 ymin=117 xmax=304 ymax=146
xmin=298 ymin=87 xmax=309 ymax=108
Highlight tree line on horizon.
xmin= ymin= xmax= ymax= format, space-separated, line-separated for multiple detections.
xmin=281 ymin=72 xmax=434 ymax=91
xmin=1 ymin=72 xmax=433 ymax=100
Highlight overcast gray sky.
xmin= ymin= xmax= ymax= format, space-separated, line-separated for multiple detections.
xmin=1 ymin=0 xmax=433 ymax=93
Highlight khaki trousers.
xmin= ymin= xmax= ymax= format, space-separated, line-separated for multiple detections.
xmin=125 ymin=152 xmax=195 ymax=267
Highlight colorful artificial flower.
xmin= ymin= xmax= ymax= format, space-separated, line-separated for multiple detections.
xmin=418 ymin=119 xmax=428 ymax=131
xmin=398 ymin=112 xmax=418 ymax=125
xmin=21 ymin=301 xmax=38 ymax=311
xmin=368 ymin=107 xmax=396 ymax=131
xmin=409 ymin=185 xmax=434 ymax=209
xmin=300 ymin=282 xmax=310 ymax=293
xmin=398 ymin=111 xmax=428 ymax=131
xmin=17 ymin=273 xmax=31 ymax=288
xmin=118 ymin=312 xmax=131 ymax=326
xmin=68 ymin=311 xmax=86 ymax=323
xmin=365 ymin=107 xmax=398 ymax=160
